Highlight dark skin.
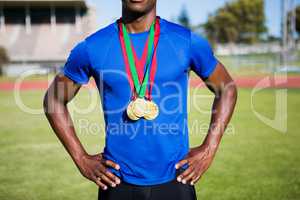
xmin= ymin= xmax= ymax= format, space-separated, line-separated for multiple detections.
xmin=44 ymin=0 xmax=237 ymax=190
xmin=176 ymin=64 xmax=237 ymax=185
xmin=43 ymin=74 xmax=121 ymax=190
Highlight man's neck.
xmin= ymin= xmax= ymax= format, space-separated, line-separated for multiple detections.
xmin=122 ymin=8 xmax=156 ymax=34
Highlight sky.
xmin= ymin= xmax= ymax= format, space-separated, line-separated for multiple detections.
xmin=87 ymin=0 xmax=300 ymax=37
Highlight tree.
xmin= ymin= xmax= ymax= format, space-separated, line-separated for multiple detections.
xmin=204 ymin=0 xmax=267 ymax=44
xmin=0 ymin=46 xmax=9 ymax=75
xmin=178 ymin=6 xmax=190 ymax=28
xmin=296 ymin=6 xmax=300 ymax=35
xmin=287 ymin=6 xmax=300 ymax=36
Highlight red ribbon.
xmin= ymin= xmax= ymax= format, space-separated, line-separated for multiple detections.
xmin=118 ymin=17 xmax=160 ymax=100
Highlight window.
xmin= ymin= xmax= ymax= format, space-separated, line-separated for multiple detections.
xmin=56 ymin=7 xmax=75 ymax=24
xmin=31 ymin=7 xmax=50 ymax=24
xmin=4 ymin=7 xmax=25 ymax=24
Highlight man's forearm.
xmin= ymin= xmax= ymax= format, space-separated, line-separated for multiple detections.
xmin=43 ymin=75 xmax=121 ymax=189
xmin=203 ymin=83 xmax=237 ymax=152
xmin=175 ymin=82 xmax=237 ymax=184
xmin=44 ymin=95 xmax=87 ymax=164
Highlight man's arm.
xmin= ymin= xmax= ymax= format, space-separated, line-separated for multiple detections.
xmin=43 ymin=74 xmax=121 ymax=190
xmin=176 ymin=63 xmax=238 ymax=185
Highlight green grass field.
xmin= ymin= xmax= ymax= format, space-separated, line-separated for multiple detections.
xmin=0 ymin=87 xmax=300 ymax=200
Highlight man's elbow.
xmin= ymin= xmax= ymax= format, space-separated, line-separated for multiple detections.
xmin=226 ymin=81 xmax=238 ymax=102
xmin=43 ymin=91 xmax=51 ymax=116
xmin=43 ymin=90 xmax=57 ymax=117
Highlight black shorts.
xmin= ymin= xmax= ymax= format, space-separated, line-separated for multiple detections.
xmin=98 ymin=179 xmax=197 ymax=200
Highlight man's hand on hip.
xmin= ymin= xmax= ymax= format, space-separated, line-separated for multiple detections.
xmin=175 ymin=144 xmax=216 ymax=185
xmin=77 ymin=153 xmax=121 ymax=190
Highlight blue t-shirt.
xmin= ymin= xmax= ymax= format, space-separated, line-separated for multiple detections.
xmin=63 ymin=18 xmax=218 ymax=186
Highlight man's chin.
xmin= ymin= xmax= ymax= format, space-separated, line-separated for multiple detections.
xmin=123 ymin=0 xmax=152 ymax=13
xmin=126 ymin=5 xmax=148 ymax=13
xmin=129 ymin=0 xmax=146 ymax=3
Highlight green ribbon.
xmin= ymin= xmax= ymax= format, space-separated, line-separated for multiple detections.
xmin=122 ymin=21 xmax=155 ymax=98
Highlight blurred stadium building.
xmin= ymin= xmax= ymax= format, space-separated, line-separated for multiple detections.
xmin=0 ymin=0 xmax=97 ymax=76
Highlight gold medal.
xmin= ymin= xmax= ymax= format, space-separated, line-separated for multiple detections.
xmin=132 ymin=98 xmax=147 ymax=118
xmin=127 ymin=101 xmax=140 ymax=121
xmin=144 ymin=100 xmax=159 ymax=120
xmin=120 ymin=18 xmax=161 ymax=121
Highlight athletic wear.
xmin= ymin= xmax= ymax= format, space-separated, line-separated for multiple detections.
xmin=63 ymin=18 xmax=218 ymax=186
xmin=98 ymin=177 xmax=197 ymax=200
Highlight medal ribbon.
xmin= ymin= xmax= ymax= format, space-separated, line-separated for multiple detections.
xmin=132 ymin=42 xmax=149 ymax=84
xmin=118 ymin=17 xmax=160 ymax=100
xmin=147 ymin=18 xmax=160 ymax=100
xmin=122 ymin=21 xmax=154 ymax=98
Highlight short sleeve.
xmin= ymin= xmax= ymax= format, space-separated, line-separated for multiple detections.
xmin=62 ymin=40 xmax=92 ymax=84
xmin=190 ymin=32 xmax=218 ymax=79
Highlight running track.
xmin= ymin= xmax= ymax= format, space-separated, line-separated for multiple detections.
xmin=0 ymin=76 xmax=300 ymax=91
